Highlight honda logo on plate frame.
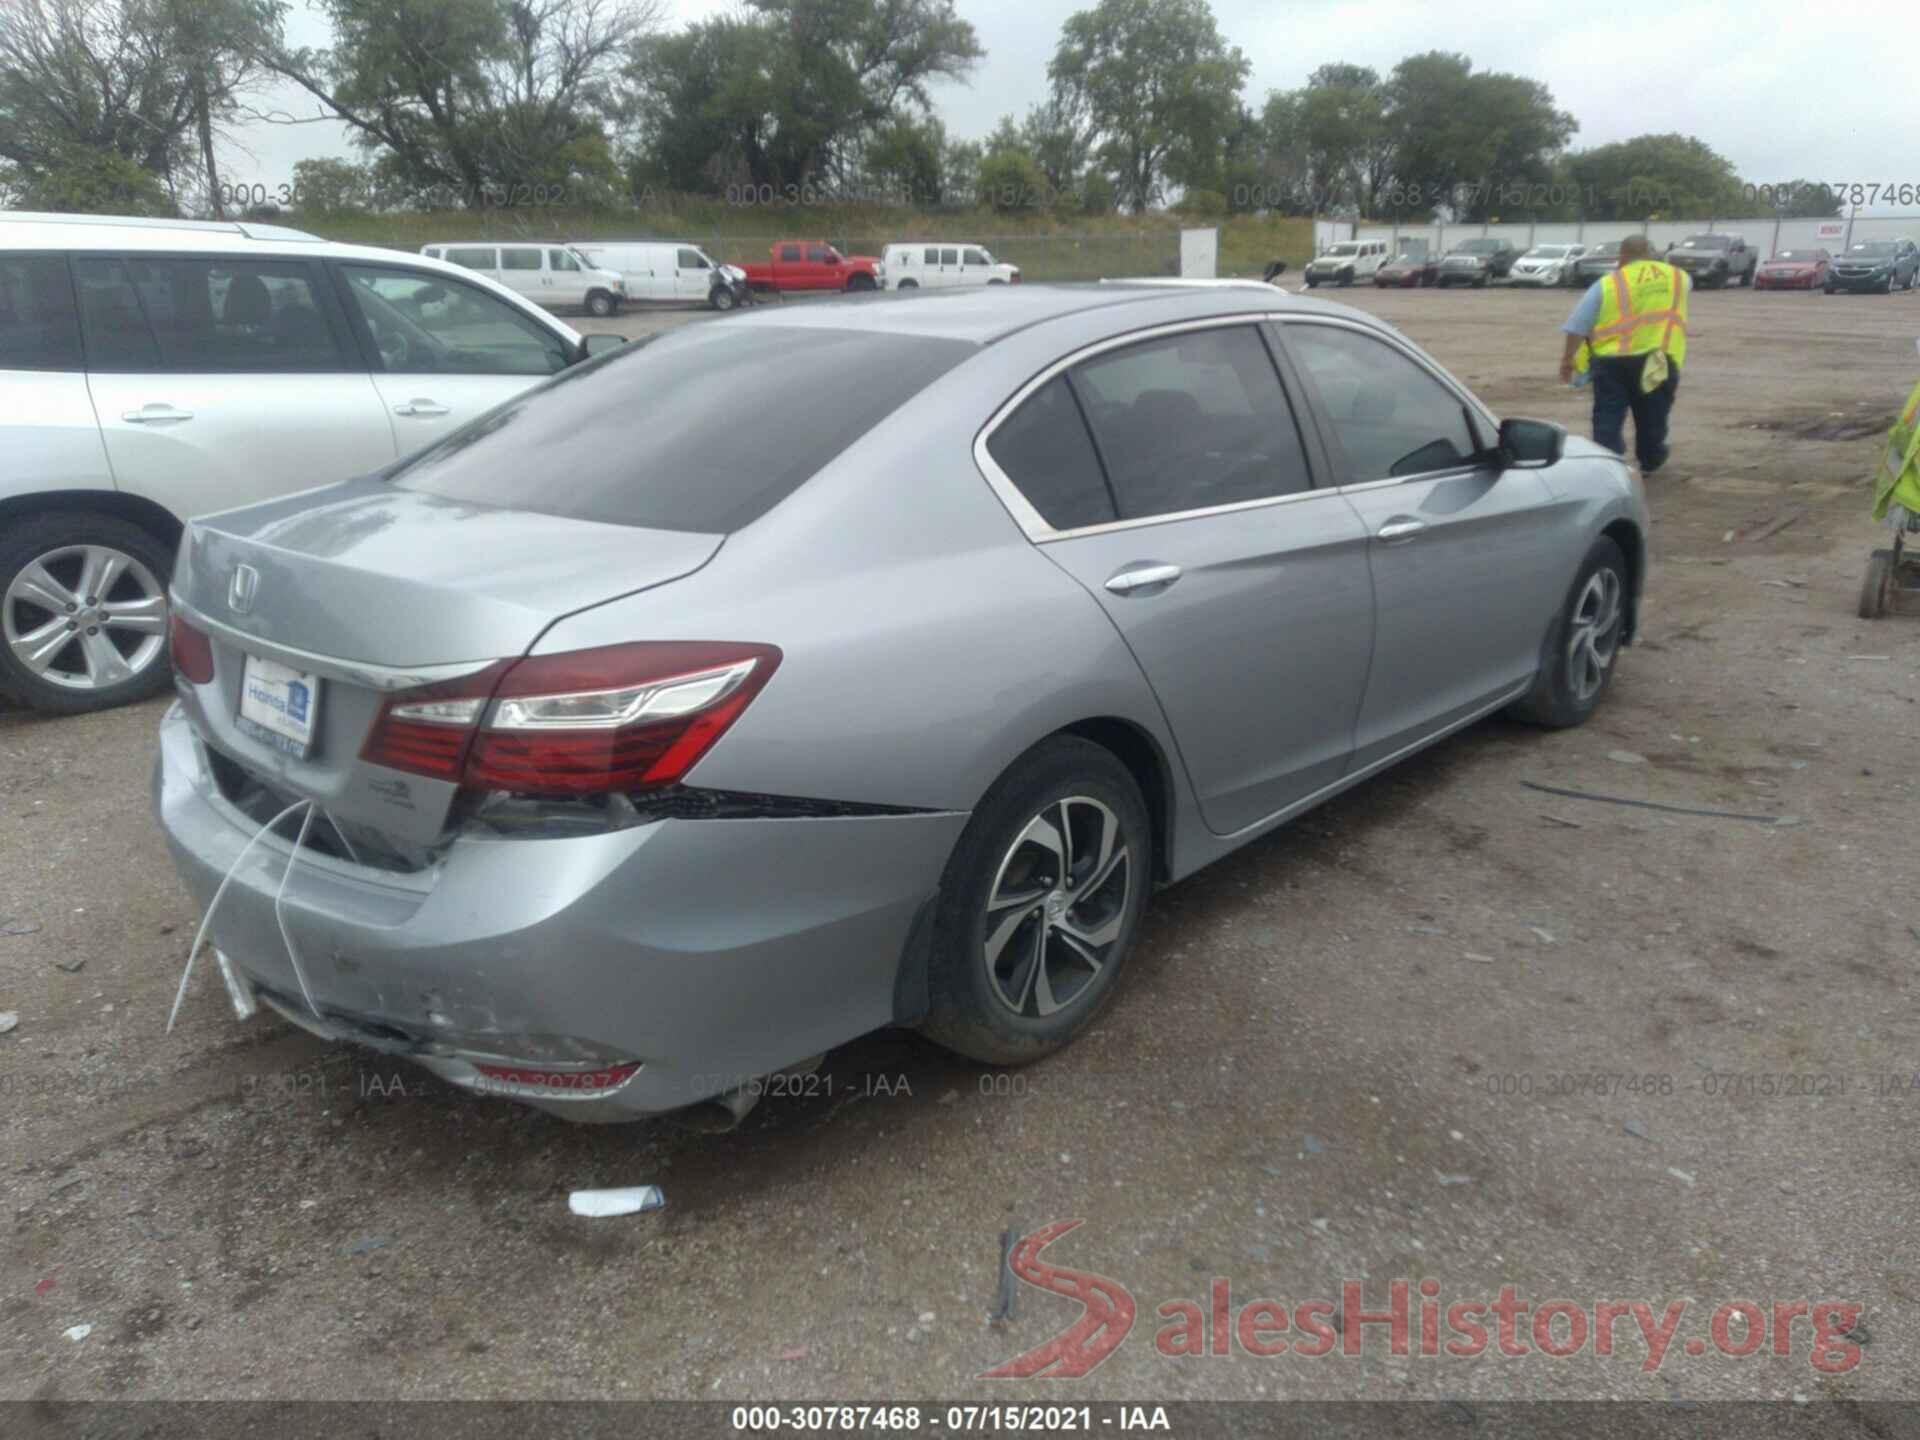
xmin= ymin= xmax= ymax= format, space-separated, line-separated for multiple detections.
xmin=229 ymin=563 xmax=260 ymax=615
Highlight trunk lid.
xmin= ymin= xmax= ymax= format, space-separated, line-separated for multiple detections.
xmin=174 ymin=478 xmax=724 ymax=854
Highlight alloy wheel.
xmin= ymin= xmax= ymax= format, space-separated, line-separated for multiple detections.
xmin=3 ymin=544 xmax=167 ymax=693
xmin=982 ymin=796 xmax=1132 ymax=1019
xmin=1566 ymin=565 xmax=1623 ymax=703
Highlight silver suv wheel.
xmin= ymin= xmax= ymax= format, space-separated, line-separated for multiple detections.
xmin=3 ymin=543 xmax=167 ymax=695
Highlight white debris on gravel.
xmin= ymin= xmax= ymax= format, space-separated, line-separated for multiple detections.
xmin=569 ymin=1185 xmax=666 ymax=1218
xmin=64 ymin=1324 xmax=92 ymax=1342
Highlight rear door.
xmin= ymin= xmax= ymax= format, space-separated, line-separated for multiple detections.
xmin=76 ymin=252 xmax=394 ymax=519
xmin=1275 ymin=319 xmax=1566 ymax=768
xmin=331 ymin=262 xmax=575 ymax=454
xmin=983 ymin=321 xmax=1375 ymax=836
xmin=0 ymin=253 xmax=113 ymax=497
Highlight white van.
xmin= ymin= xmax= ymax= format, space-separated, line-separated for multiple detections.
xmin=1303 ymin=239 xmax=1389 ymax=287
xmin=884 ymin=243 xmax=1020 ymax=290
xmin=571 ymin=241 xmax=736 ymax=308
xmin=420 ymin=242 xmax=625 ymax=316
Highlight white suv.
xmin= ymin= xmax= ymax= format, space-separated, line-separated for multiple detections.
xmin=0 ymin=212 xmax=618 ymax=713
xmin=1303 ymin=239 xmax=1388 ymax=287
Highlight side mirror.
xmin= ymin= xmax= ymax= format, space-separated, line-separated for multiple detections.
xmin=578 ymin=333 xmax=628 ymax=360
xmin=1499 ymin=417 xmax=1565 ymax=468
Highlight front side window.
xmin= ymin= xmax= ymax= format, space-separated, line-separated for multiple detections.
xmin=0 ymin=255 xmax=82 ymax=370
xmin=676 ymin=248 xmax=709 ymax=270
xmin=806 ymin=245 xmax=832 ymax=264
xmin=1071 ymin=326 xmax=1314 ymax=519
xmin=72 ymin=256 xmax=347 ymax=372
xmin=548 ymin=249 xmax=581 ymax=272
xmin=965 ymin=248 xmax=991 ymax=267
xmin=338 ymin=265 xmax=570 ymax=377
xmin=1284 ymin=324 xmax=1479 ymax=483
xmin=446 ymin=247 xmax=495 ymax=270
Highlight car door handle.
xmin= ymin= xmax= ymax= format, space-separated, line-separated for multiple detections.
xmin=393 ymin=400 xmax=451 ymax=418
xmin=122 ymin=404 xmax=193 ymax=424
xmin=1376 ymin=517 xmax=1427 ymax=544
xmin=1104 ymin=563 xmax=1183 ymax=595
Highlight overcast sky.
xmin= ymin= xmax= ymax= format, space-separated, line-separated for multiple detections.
xmin=225 ymin=0 xmax=1919 ymax=214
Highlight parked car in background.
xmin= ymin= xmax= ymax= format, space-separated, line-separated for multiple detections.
xmin=1508 ymin=244 xmax=1589 ymax=287
xmin=1665 ymin=233 xmax=1756 ymax=289
xmin=1572 ymin=241 xmax=1622 ymax=286
xmin=1827 ymin=239 xmax=1919 ymax=293
xmin=1373 ymin=249 xmax=1439 ymax=287
xmin=885 ymin=243 xmax=1020 ymax=289
xmin=572 ymin=241 xmax=746 ymax=310
xmin=1436 ymin=238 xmax=1519 ymax=287
xmin=156 ymin=282 xmax=1645 ymax=1124
xmin=420 ymin=242 xmax=625 ymax=316
xmin=0 ymin=212 xmax=620 ymax=714
xmin=1304 ymin=239 xmax=1389 ymax=287
xmin=1753 ymin=248 xmax=1832 ymax=292
xmin=740 ymin=241 xmax=884 ymax=294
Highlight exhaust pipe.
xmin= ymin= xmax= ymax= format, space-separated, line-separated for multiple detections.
xmin=670 ymin=1055 xmax=825 ymax=1132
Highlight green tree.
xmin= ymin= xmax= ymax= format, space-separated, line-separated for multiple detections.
xmin=1047 ymin=0 xmax=1249 ymax=212
xmin=864 ymin=115 xmax=948 ymax=206
xmin=1566 ymin=133 xmax=1745 ymax=220
xmin=270 ymin=0 xmax=653 ymax=205
xmin=1769 ymin=178 xmax=1843 ymax=218
xmin=1292 ymin=63 xmax=1389 ymax=214
xmin=14 ymin=142 xmax=176 ymax=214
xmin=1381 ymin=52 xmax=1574 ymax=220
xmin=289 ymin=156 xmax=370 ymax=212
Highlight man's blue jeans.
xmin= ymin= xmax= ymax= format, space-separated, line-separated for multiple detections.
xmin=1590 ymin=354 xmax=1680 ymax=473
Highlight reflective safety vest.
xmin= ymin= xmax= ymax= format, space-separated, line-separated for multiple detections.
xmin=1574 ymin=260 xmax=1689 ymax=377
xmin=1871 ymin=375 xmax=1920 ymax=521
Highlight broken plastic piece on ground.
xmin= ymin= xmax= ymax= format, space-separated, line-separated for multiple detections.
xmin=569 ymin=1185 xmax=666 ymax=1218
xmin=64 ymin=1323 xmax=92 ymax=1342
xmin=0 ymin=1012 xmax=16 ymax=1035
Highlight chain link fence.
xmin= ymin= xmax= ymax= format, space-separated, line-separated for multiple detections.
xmin=701 ymin=231 xmax=1181 ymax=282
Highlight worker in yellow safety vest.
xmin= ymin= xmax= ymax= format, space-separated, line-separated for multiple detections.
xmin=1558 ymin=233 xmax=1690 ymax=475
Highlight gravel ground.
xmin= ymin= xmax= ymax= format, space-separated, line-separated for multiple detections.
xmin=3 ymin=281 xmax=1919 ymax=1410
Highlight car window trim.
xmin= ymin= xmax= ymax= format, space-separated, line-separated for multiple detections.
xmin=974 ymin=313 xmax=1346 ymax=543
xmin=1266 ymin=315 xmax=1500 ymax=487
xmin=70 ymin=250 xmax=359 ymax=375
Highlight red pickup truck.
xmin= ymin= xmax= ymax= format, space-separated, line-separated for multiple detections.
xmin=740 ymin=240 xmax=885 ymax=294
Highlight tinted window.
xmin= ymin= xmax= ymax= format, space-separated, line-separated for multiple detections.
xmin=940 ymin=248 xmax=959 ymax=265
xmin=806 ymin=245 xmax=832 ymax=264
xmin=446 ymin=247 xmax=495 ymax=270
xmin=1073 ymin=326 xmax=1313 ymax=519
xmin=923 ymin=247 xmax=939 ymax=264
xmin=390 ymin=326 xmax=974 ymax=533
xmin=0 ymin=255 xmax=82 ymax=370
xmin=548 ymin=248 xmax=580 ymax=272
xmin=985 ymin=375 xmax=1116 ymax=531
xmin=965 ymin=248 xmax=990 ymax=266
xmin=1285 ymin=324 xmax=1479 ymax=482
xmin=73 ymin=256 xmax=346 ymax=372
xmin=676 ymin=248 xmax=707 ymax=269
xmin=780 ymin=244 xmax=801 ymax=262
xmin=339 ymin=266 xmax=570 ymax=377
xmin=500 ymin=248 xmax=541 ymax=272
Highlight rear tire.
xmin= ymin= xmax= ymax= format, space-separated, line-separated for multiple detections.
xmin=920 ymin=737 xmax=1151 ymax=1066
xmin=1508 ymin=537 xmax=1629 ymax=729
xmin=0 ymin=509 xmax=175 ymax=714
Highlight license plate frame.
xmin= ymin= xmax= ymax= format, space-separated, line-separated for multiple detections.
xmin=236 ymin=654 xmax=321 ymax=758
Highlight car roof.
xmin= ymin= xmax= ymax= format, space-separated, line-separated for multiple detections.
xmin=708 ymin=281 xmax=1383 ymax=347
xmin=0 ymin=211 xmax=326 ymax=245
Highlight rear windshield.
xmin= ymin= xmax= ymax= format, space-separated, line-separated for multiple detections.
xmin=387 ymin=324 xmax=974 ymax=533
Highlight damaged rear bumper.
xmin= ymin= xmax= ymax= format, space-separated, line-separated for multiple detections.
xmin=153 ymin=703 xmax=967 ymax=1121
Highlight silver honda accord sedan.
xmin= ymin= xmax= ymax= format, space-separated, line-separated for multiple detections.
xmin=154 ymin=283 xmax=1647 ymax=1122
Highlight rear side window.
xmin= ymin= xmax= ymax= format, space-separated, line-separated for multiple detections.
xmin=0 ymin=255 xmax=82 ymax=370
xmin=1284 ymin=323 xmax=1478 ymax=482
xmin=923 ymin=247 xmax=939 ymax=264
xmin=389 ymin=326 xmax=974 ymax=533
xmin=985 ymin=375 xmax=1116 ymax=531
xmin=1072 ymin=326 xmax=1314 ymax=518
xmin=73 ymin=256 xmax=348 ymax=372
xmin=500 ymin=248 xmax=541 ymax=271
xmin=446 ymin=247 xmax=494 ymax=270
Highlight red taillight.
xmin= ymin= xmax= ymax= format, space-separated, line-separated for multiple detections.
xmin=169 ymin=614 xmax=215 ymax=684
xmin=473 ymin=1060 xmax=641 ymax=1093
xmin=360 ymin=642 xmax=780 ymax=797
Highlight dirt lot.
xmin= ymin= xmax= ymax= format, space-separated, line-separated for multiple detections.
xmin=4 ymin=282 xmax=1919 ymax=1411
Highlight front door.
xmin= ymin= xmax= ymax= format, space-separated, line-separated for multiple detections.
xmin=1276 ymin=319 xmax=1567 ymax=768
xmin=545 ymin=248 xmax=589 ymax=308
xmin=331 ymin=263 xmax=575 ymax=456
xmin=982 ymin=323 xmax=1375 ymax=836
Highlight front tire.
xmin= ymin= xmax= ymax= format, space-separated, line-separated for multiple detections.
xmin=920 ymin=737 xmax=1151 ymax=1065
xmin=846 ymin=273 xmax=877 ymax=292
xmin=585 ymin=290 xmax=617 ymax=318
xmin=0 ymin=510 xmax=175 ymax=714
xmin=1508 ymin=537 xmax=1629 ymax=729
xmin=898 ymin=278 xmax=919 ymax=289
xmin=709 ymin=285 xmax=737 ymax=312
